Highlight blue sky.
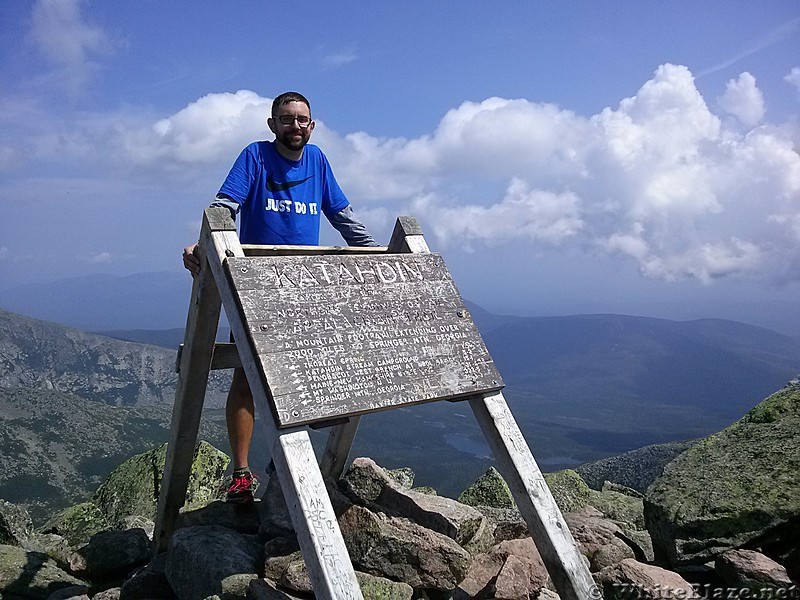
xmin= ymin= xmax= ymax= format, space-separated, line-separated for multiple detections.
xmin=1 ymin=1 xmax=799 ymax=333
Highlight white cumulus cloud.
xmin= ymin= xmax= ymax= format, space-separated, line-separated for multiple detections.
xmin=119 ymin=90 xmax=271 ymax=168
xmin=42 ymin=64 xmax=800 ymax=285
xmin=718 ymin=72 xmax=765 ymax=127
xmin=785 ymin=67 xmax=800 ymax=95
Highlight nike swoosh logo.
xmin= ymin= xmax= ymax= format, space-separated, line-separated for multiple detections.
xmin=266 ymin=175 xmax=313 ymax=192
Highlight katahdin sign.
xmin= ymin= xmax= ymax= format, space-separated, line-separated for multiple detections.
xmin=225 ymin=252 xmax=504 ymax=427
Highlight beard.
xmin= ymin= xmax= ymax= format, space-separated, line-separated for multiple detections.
xmin=276 ymin=128 xmax=310 ymax=152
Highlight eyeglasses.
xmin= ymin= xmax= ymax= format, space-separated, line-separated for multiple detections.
xmin=274 ymin=114 xmax=312 ymax=128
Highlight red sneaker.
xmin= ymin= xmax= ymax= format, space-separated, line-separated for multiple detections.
xmin=223 ymin=471 xmax=259 ymax=504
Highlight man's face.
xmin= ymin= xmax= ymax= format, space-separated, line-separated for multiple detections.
xmin=269 ymin=100 xmax=314 ymax=154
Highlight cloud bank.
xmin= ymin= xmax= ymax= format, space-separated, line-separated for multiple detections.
xmin=16 ymin=64 xmax=800 ymax=285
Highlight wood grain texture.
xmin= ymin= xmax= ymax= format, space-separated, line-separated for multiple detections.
xmin=153 ymin=228 xmax=222 ymax=554
xmin=225 ymin=253 xmax=503 ymax=427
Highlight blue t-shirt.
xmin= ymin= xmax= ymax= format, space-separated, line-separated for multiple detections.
xmin=217 ymin=141 xmax=350 ymax=245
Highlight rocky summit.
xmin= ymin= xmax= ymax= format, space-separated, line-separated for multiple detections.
xmin=645 ymin=379 xmax=800 ymax=579
xmin=1 ymin=381 xmax=799 ymax=600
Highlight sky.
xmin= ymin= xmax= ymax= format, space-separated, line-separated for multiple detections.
xmin=1 ymin=1 xmax=799 ymax=334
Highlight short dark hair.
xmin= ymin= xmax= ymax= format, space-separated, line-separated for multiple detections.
xmin=272 ymin=92 xmax=311 ymax=116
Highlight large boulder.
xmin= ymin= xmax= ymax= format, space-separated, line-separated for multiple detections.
xmin=39 ymin=502 xmax=109 ymax=548
xmin=457 ymin=467 xmax=515 ymax=510
xmin=644 ymin=381 xmax=800 ymax=567
xmin=93 ymin=441 xmax=229 ymax=527
xmin=341 ymin=458 xmax=492 ymax=551
xmin=0 ymin=544 xmax=87 ymax=599
xmin=594 ymin=558 xmax=700 ymax=599
xmin=714 ymin=549 xmax=794 ymax=594
xmin=165 ymin=525 xmax=263 ymax=600
xmin=338 ymin=504 xmax=471 ymax=591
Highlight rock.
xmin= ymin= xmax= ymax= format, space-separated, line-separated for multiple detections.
xmin=458 ymin=467 xmax=515 ymax=510
xmin=644 ymin=383 xmax=800 ymax=567
xmin=165 ymin=526 xmax=262 ymax=600
xmin=494 ymin=554 xmax=543 ymax=599
xmin=263 ymin=552 xmax=414 ymax=599
xmin=92 ymin=587 xmax=121 ymax=599
xmin=595 ymin=558 xmax=700 ymax=599
xmin=356 ymin=571 xmax=414 ymax=599
xmin=474 ymin=506 xmax=528 ymax=543
xmin=0 ymin=499 xmax=34 ymax=546
xmin=177 ymin=500 xmax=260 ymax=535
xmin=93 ymin=441 xmax=228 ymax=527
xmin=342 ymin=458 xmax=492 ymax=551
xmin=115 ymin=516 xmax=155 ymax=540
xmin=69 ymin=528 xmax=151 ymax=581
xmin=543 ymin=470 xmax=592 ymax=514
xmin=564 ymin=506 xmax=635 ymax=572
xmin=454 ymin=539 xmax=550 ymax=600
xmin=587 ymin=487 xmax=654 ymax=562
xmin=248 ymin=578 xmax=305 ymax=599
xmin=340 ymin=457 xmax=390 ymax=504
xmin=715 ymin=549 xmax=794 ymax=593
xmin=120 ymin=552 xmax=176 ymax=599
xmin=39 ymin=502 xmax=109 ymax=548
xmin=258 ymin=475 xmax=294 ymax=541
xmin=601 ymin=481 xmax=644 ymax=499
xmin=386 ymin=467 xmax=415 ymax=490
xmin=453 ymin=552 xmax=505 ymax=598
xmin=589 ymin=488 xmax=645 ymax=530
xmin=576 ymin=441 xmax=698 ymax=494
xmin=338 ymin=504 xmax=471 ymax=591
xmin=0 ymin=544 xmax=87 ymax=599
xmin=493 ymin=538 xmax=550 ymax=598
xmin=46 ymin=585 xmax=90 ymax=599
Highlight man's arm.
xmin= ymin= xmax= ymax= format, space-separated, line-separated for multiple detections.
xmin=182 ymin=195 xmax=240 ymax=276
xmin=328 ymin=205 xmax=379 ymax=247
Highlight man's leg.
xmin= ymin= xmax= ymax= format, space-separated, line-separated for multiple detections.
xmin=224 ymin=367 xmax=258 ymax=502
xmin=226 ymin=367 xmax=254 ymax=470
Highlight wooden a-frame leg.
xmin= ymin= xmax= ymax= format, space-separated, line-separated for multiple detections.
xmin=272 ymin=430 xmax=363 ymax=600
xmin=319 ymin=416 xmax=361 ymax=481
xmin=469 ymin=392 xmax=597 ymax=600
xmin=153 ymin=252 xmax=222 ymax=554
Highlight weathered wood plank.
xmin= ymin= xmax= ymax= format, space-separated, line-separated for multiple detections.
xmin=469 ymin=392 xmax=597 ymax=600
xmin=388 ymin=216 xmax=429 ymax=254
xmin=319 ymin=416 xmax=361 ymax=481
xmin=243 ymin=244 xmax=388 ymax=256
xmin=273 ymin=430 xmax=363 ymax=599
xmin=225 ymin=253 xmax=502 ymax=427
xmin=176 ymin=342 xmax=242 ymax=372
xmin=153 ymin=213 xmax=223 ymax=554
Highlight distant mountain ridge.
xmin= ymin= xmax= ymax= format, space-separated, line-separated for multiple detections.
xmin=2 ymin=302 xmax=799 ymax=518
xmin=0 ymin=308 xmax=228 ymax=407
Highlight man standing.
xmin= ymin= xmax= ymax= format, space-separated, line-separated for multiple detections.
xmin=182 ymin=91 xmax=377 ymax=502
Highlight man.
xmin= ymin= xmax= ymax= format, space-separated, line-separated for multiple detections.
xmin=182 ymin=91 xmax=377 ymax=502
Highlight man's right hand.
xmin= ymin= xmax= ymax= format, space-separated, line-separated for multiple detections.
xmin=182 ymin=243 xmax=201 ymax=276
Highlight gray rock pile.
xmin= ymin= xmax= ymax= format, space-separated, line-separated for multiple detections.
xmin=1 ymin=379 xmax=798 ymax=599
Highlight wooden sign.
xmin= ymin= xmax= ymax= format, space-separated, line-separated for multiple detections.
xmin=225 ymin=253 xmax=503 ymax=427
